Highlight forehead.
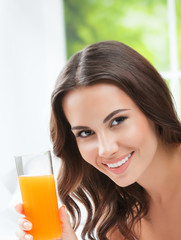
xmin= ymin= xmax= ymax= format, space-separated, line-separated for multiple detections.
xmin=62 ymin=83 xmax=136 ymax=120
xmin=63 ymin=83 xmax=133 ymax=107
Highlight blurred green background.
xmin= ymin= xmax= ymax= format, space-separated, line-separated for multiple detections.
xmin=176 ymin=0 xmax=181 ymax=70
xmin=63 ymin=0 xmax=180 ymax=70
xmin=63 ymin=0 xmax=181 ymax=113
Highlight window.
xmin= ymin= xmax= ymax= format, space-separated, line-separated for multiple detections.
xmin=63 ymin=0 xmax=181 ymax=116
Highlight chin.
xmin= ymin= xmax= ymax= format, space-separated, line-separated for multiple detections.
xmin=113 ymin=177 xmax=137 ymax=188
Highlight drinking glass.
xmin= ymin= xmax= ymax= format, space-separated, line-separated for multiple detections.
xmin=15 ymin=151 xmax=62 ymax=240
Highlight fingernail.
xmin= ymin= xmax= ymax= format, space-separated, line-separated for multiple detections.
xmin=25 ymin=234 xmax=33 ymax=240
xmin=23 ymin=221 xmax=32 ymax=230
xmin=62 ymin=205 xmax=68 ymax=214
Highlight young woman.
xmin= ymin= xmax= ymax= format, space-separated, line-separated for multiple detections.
xmin=15 ymin=41 xmax=181 ymax=240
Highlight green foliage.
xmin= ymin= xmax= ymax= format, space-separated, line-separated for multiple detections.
xmin=176 ymin=0 xmax=181 ymax=69
xmin=63 ymin=0 xmax=169 ymax=70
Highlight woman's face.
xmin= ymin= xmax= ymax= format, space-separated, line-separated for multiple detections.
xmin=62 ymin=83 xmax=159 ymax=187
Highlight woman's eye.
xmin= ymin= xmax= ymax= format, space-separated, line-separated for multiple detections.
xmin=111 ymin=116 xmax=127 ymax=127
xmin=77 ymin=130 xmax=94 ymax=138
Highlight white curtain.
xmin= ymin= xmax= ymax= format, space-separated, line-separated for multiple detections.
xmin=0 ymin=0 xmax=66 ymax=238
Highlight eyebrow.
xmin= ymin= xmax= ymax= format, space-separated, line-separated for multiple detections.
xmin=71 ymin=108 xmax=130 ymax=131
xmin=103 ymin=109 xmax=130 ymax=123
xmin=71 ymin=126 xmax=89 ymax=130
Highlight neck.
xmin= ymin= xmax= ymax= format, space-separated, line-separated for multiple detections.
xmin=137 ymin=142 xmax=181 ymax=206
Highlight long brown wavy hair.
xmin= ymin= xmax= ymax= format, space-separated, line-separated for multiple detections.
xmin=50 ymin=41 xmax=181 ymax=239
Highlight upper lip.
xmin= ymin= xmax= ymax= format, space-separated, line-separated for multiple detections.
xmin=102 ymin=151 xmax=134 ymax=165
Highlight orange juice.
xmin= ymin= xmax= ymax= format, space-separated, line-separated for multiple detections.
xmin=18 ymin=174 xmax=62 ymax=240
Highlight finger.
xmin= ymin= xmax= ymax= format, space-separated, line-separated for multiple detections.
xmin=15 ymin=203 xmax=25 ymax=215
xmin=18 ymin=218 xmax=32 ymax=231
xmin=59 ymin=205 xmax=72 ymax=232
xmin=16 ymin=228 xmax=33 ymax=240
xmin=59 ymin=205 xmax=78 ymax=239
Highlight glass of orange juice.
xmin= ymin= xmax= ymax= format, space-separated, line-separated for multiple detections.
xmin=15 ymin=151 xmax=62 ymax=240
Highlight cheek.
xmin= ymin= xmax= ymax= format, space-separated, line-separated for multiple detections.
xmin=130 ymin=120 xmax=158 ymax=156
xmin=121 ymin=118 xmax=157 ymax=152
xmin=77 ymin=141 xmax=97 ymax=165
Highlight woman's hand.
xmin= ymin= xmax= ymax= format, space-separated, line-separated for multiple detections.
xmin=15 ymin=203 xmax=32 ymax=240
xmin=15 ymin=203 xmax=78 ymax=240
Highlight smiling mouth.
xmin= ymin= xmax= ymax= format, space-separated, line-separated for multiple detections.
xmin=104 ymin=152 xmax=134 ymax=169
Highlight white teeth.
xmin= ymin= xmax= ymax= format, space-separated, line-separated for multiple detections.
xmin=106 ymin=153 xmax=132 ymax=169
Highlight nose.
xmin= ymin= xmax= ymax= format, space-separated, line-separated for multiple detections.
xmin=98 ymin=133 xmax=119 ymax=158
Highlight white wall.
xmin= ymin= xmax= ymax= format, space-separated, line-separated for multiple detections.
xmin=0 ymin=0 xmax=66 ymax=238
